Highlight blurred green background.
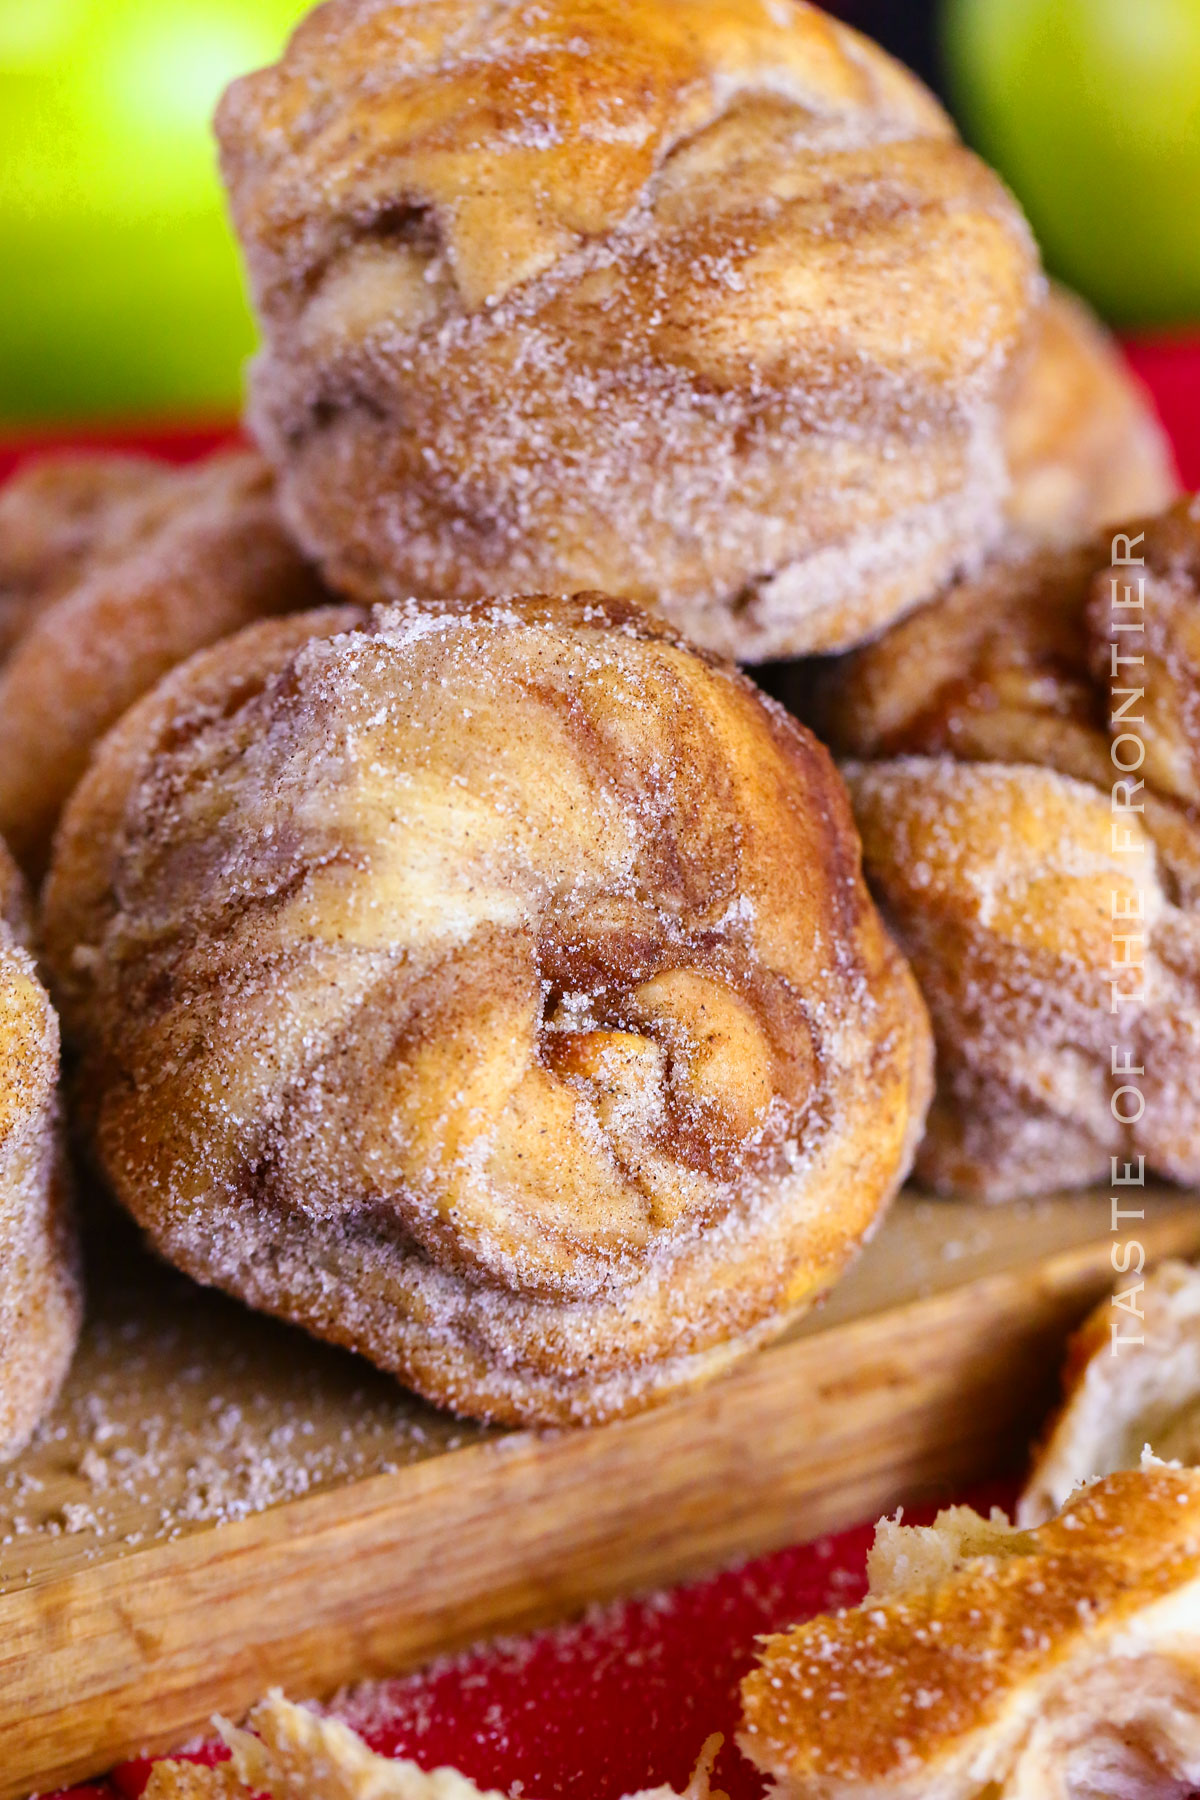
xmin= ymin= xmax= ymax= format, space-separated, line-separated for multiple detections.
xmin=0 ymin=0 xmax=309 ymax=429
xmin=1 ymin=0 xmax=1198 ymax=431
xmin=943 ymin=0 xmax=1200 ymax=329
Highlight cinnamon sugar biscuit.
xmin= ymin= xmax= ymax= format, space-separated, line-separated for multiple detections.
xmin=42 ymin=595 xmax=931 ymax=1427
xmin=0 ymin=839 xmax=79 ymax=1459
xmin=216 ymin=0 xmax=1040 ymax=663
xmin=1004 ymin=285 xmax=1178 ymax=547
xmin=741 ymin=1465 xmax=1200 ymax=1799
xmin=813 ymin=496 xmax=1200 ymax=1200
xmin=0 ymin=450 xmax=325 ymax=878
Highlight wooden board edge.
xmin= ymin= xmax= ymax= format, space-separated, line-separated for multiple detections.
xmin=5 ymin=1204 xmax=1200 ymax=1795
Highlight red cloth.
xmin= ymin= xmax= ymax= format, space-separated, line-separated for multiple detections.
xmin=31 ymin=336 xmax=1199 ymax=1795
xmin=0 ymin=426 xmax=238 ymax=485
xmin=100 ymin=1488 xmax=1014 ymax=1800
xmin=1125 ymin=337 xmax=1200 ymax=490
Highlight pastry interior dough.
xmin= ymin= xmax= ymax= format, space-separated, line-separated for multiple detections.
xmin=0 ymin=449 xmax=325 ymax=877
xmin=216 ymin=0 xmax=1041 ymax=662
xmin=41 ymin=594 xmax=931 ymax=1427
xmin=0 ymin=839 xmax=79 ymax=1460
xmin=741 ymin=1464 xmax=1200 ymax=1800
xmin=1021 ymin=1260 xmax=1200 ymax=1528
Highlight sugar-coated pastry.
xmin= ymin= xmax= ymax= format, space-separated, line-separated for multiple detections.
xmin=1021 ymin=1260 xmax=1200 ymax=1528
xmin=216 ymin=0 xmax=1041 ymax=663
xmin=809 ymin=495 xmax=1200 ymax=1201
xmin=1004 ymin=284 xmax=1178 ymax=548
xmin=0 ymin=450 xmax=326 ymax=878
xmin=741 ymin=1465 xmax=1200 ymax=1800
xmin=42 ymin=595 xmax=932 ymax=1427
xmin=0 ymin=453 xmax=172 ymax=664
xmin=0 ymin=840 xmax=80 ymax=1460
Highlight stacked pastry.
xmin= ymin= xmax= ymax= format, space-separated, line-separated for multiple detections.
xmin=6 ymin=0 xmax=1200 ymax=1787
xmin=0 ymin=0 xmax=1180 ymax=1452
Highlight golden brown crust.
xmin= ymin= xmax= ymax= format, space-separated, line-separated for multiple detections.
xmin=217 ymin=0 xmax=1040 ymax=663
xmin=0 ymin=841 xmax=80 ymax=1461
xmin=1004 ymin=285 xmax=1178 ymax=548
xmin=0 ymin=450 xmax=326 ymax=879
xmin=43 ymin=594 xmax=931 ymax=1427
xmin=808 ymin=496 xmax=1200 ymax=1200
xmin=741 ymin=1466 xmax=1200 ymax=1798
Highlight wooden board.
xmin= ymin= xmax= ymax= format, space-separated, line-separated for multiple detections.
xmin=4 ymin=1187 xmax=1200 ymax=1796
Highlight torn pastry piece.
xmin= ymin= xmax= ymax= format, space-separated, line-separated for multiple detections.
xmin=216 ymin=0 xmax=1041 ymax=663
xmin=1021 ymin=1260 xmax=1200 ymax=1528
xmin=1004 ymin=284 xmax=1178 ymax=548
xmin=144 ymin=1765 xmax=241 ymax=1800
xmin=0 ymin=838 xmax=80 ymax=1459
xmin=41 ymin=594 xmax=932 ymax=1427
xmin=0 ymin=449 xmax=326 ymax=878
xmin=809 ymin=495 xmax=1200 ymax=1200
xmin=741 ymin=1465 xmax=1200 ymax=1800
xmin=145 ymin=1692 xmax=724 ymax=1800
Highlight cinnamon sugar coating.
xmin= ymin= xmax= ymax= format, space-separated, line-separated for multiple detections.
xmin=0 ymin=840 xmax=80 ymax=1460
xmin=810 ymin=495 xmax=1200 ymax=1201
xmin=1004 ymin=285 xmax=1178 ymax=548
xmin=216 ymin=0 xmax=1040 ymax=663
xmin=42 ymin=595 xmax=931 ymax=1427
xmin=741 ymin=1466 xmax=1200 ymax=1799
xmin=0 ymin=450 xmax=326 ymax=878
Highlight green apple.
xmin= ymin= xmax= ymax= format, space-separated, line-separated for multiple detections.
xmin=0 ymin=0 xmax=311 ymax=426
xmin=943 ymin=0 xmax=1200 ymax=326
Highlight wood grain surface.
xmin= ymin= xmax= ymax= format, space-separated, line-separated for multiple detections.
xmin=4 ymin=1187 xmax=1199 ymax=1796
